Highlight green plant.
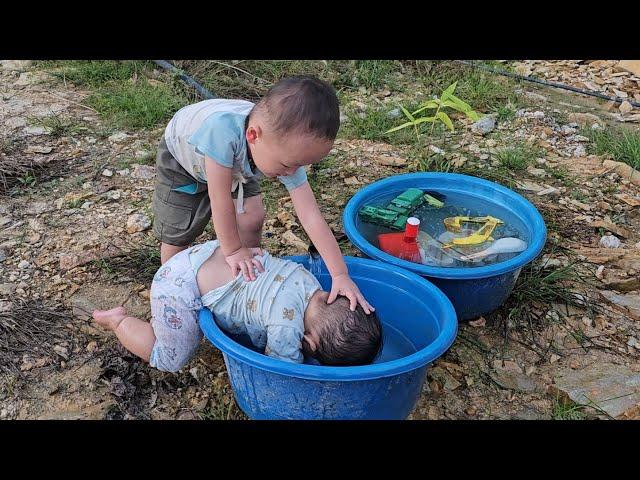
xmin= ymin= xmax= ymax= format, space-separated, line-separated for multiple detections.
xmin=552 ymin=399 xmax=587 ymax=420
xmin=496 ymin=142 xmax=542 ymax=171
xmin=17 ymin=172 xmax=36 ymax=186
xmin=386 ymin=81 xmax=480 ymax=138
xmin=584 ymin=126 xmax=640 ymax=170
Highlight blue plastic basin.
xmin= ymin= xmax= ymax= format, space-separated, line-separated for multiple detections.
xmin=199 ymin=255 xmax=457 ymax=420
xmin=343 ymin=173 xmax=547 ymax=320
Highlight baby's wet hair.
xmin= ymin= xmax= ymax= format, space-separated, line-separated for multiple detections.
xmin=306 ymin=297 xmax=383 ymax=366
xmin=250 ymin=75 xmax=340 ymax=140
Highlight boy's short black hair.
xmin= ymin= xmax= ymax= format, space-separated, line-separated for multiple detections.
xmin=252 ymin=75 xmax=340 ymax=140
xmin=305 ymin=297 xmax=383 ymax=366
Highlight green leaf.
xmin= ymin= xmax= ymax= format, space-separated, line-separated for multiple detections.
xmin=447 ymin=94 xmax=474 ymax=112
xmin=400 ymin=105 xmax=415 ymax=122
xmin=436 ymin=111 xmax=454 ymax=131
xmin=465 ymin=110 xmax=481 ymax=121
xmin=411 ymin=100 xmax=439 ymax=116
xmin=440 ymin=81 xmax=458 ymax=101
xmin=385 ymin=121 xmax=416 ymax=133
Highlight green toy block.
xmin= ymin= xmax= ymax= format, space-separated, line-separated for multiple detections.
xmin=387 ymin=188 xmax=426 ymax=214
xmin=423 ymin=194 xmax=444 ymax=208
xmin=359 ymin=206 xmax=407 ymax=231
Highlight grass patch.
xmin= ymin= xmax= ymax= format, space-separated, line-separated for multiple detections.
xmin=92 ymin=242 xmax=161 ymax=284
xmin=30 ymin=113 xmax=89 ymax=137
xmin=41 ymin=61 xmax=189 ymax=130
xmin=552 ymin=399 xmax=587 ymax=420
xmin=496 ymin=142 xmax=543 ymax=171
xmin=85 ymin=80 xmax=187 ymax=130
xmin=583 ymin=125 xmax=640 ymax=170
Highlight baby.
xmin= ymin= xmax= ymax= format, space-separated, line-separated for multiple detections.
xmin=92 ymin=241 xmax=382 ymax=372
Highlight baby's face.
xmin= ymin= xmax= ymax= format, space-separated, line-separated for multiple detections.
xmin=246 ymin=119 xmax=334 ymax=178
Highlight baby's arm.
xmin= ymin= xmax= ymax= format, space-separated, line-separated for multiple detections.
xmin=289 ymin=182 xmax=374 ymax=314
xmin=205 ymin=157 xmax=264 ymax=280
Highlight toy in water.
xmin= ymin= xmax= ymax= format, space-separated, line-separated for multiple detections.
xmin=417 ymin=231 xmax=455 ymax=266
xmin=442 ymin=215 xmax=504 ymax=247
xmin=460 ymin=237 xmax=528 ymax=261
xmin=359 ymin=188 xmax=445 ymax=231
xmin=378 ymin=217 xmax=423 ymax=264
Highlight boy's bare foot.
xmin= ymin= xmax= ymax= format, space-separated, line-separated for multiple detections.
xmin=92 ymin=306 xmax=127 ymax=331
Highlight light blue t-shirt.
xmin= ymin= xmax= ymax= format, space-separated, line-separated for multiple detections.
xmin=163 ymin=99 xmax=307 ymax=195
xmin=189 ymin=240 xmax=322 ymax=363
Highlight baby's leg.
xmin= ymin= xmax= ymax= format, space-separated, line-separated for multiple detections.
xmin=93 ymin=307 xmax=155 ymax=362
xmin=161 ymin=243 xmax=188 ymax=264
xmin=235 ymin=194 xmax=265 ymax=248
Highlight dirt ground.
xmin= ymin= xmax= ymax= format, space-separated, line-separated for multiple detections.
xmin=1 ymin=61 xmax=639 ymax=420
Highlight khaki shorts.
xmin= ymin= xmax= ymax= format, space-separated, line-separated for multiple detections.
xmin=152 ymin=137 xmax=262 ymax=246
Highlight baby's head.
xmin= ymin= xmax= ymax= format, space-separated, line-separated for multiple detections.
xmin=246 ymin=75 xmax=340 ymax=178
xmin=302 ymin=291 xmax=383 ymax=366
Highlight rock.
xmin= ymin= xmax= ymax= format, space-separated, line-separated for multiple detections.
xmin=490 ymin=369 xmax=537 ymax=393
xmin=343 ymin=176 xmax=360 ymax=185
xmin=24 ymin=126 xmax=48 ymax=136
xmin=602 ymin=159 xmax=640 ymax=187
xmin=5 ymin=117 xmax=27 ymax=129
xmin=573 ymin=145 xmax=587 ymax=157
xmin=614 ymin=193 xmax=640 ymax=207
xmin=471 ymin=115 xmax=496 ymax=135
xmin=591 ymin=220 xmax=632 ymax=239
xmin=0 ymin=250 xmax=6 ymax=263
xmin=53 ymin=345 xmax=69 ymax=360
xmin=429 ymin=366 xmax=461 ymax=391
xmin=429 ymin=145 xmax=445 ymax=155
xmin=282 ymin=230 xmax=309 ymax=253
xmin=108 ymin=132 xmax=129 ymax=143
xmin=616 ymin=60 xmax=640 ymax=77
xmin=599 ymin=234 xmax=621 ymax=249
xmin=130 ymin=164 xmax=156 ymax=180
xmin=0 ymin=60 xmax=33 ymax=70
xmin=102 ymin=169 xmax=113 ymax=177
xmin=560 ymin=125 xmax=578 ymax=136
xmin=536 ymin=186 xmax=560 ymax=196
xmin=552 ymin=363 xmax=640 ymax=419
xmin=86 ymin=341 xmax=98 ymax=352
xmin=18 ymin=260 xmax=30 ymax=269
xmin=0 ymin=283 xmax=16 ymax=296
xmin=619 ymin=101 xmax=634 ymax=115
xmin=515 ymin=180 xmax=545 ymax=193
xmin=24 ymin=145 xmax=53 ymax=154
xmin=600 ymin=290 xmax=640 ymax=319
xmin=374 ymin=155 xmax=407 ymax=167
xmin=468 ymin=317 xmax=486 ymax=327
xmin=387 ymin=108 xmax=401 ymax=119
xmin=567 ymin=112 xmax=602 ymax=126
xmin=550 ymin=354 xmax=560 ymax=363
xmin=126 ymin=213 xmax=151 ymax=234
xmin=527 ymin=166 xmax=547 ymax=177
xmin=524 ymin=91 xmax=547 ymax=102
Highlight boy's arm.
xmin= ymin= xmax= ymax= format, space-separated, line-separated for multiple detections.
xmin=289 ymin=182 xmax=374 ymax=314
xmin=205 ymin=157 xmax=263 ymax=280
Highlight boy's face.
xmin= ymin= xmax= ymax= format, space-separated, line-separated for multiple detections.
xmin=246 ymin=121 xmax=334 ymax=178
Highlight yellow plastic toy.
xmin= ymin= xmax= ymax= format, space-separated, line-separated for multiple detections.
xmin=442 ymin=216 xmax=504 ymax=247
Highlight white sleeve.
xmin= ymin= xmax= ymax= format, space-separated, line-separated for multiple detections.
xmin=265 ymin=325 xmax=304 ymax=364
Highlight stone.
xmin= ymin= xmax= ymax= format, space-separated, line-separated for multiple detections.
xmin=130 ymin=164 xmax=155 ymax=180
xmin=429 ymin=366 xmax=461 ymax=391
xmin=0 ymin=249 xmax=6 ymax=263
xmin=18 ymin=260 xmax=30 ymax=269
xmin=598 ymin=234 xmax=621 ymax=249
xmin=536 ymin=186 xmax=560 ymax=196
xmin=343 ymin=176 xmax=360 ymax=185
xmin=126 ymin=213 xmax=151 ymax=234
xmin=552 ymin=363 xmax=640 ymax=419
xmin=0 ymin=283 xmax=16 ymax=296
xmin=490 ymin=369 xmax=537 ymax=393
xmin=0 ymin=60 xmax=33 ymax=70
xmin=602 ymin=160 xmax=640 ymax=187
xmin=527 ymin=166 xmax=547 ymax=177
xmin=591 ymin=220 xmax=633 ymax=239
xmin=24 ymin=126 xmax=48 ymax=136
xmin=617 ymin=61 xmax=640 ymax=77
xmin=25 ymin=145 xmax=53 ymax=155
xmin=387 ymin=108 xmax=401 ymax=118
xmin=599 ymin=290 xmax=640 ymax=319
xmin=5 ymin=117 xmax=27 ymax=129
xmin=567 ymin=112 xmax=601 ymax=126
xmin=282 ymin=230 xmax=309 ymax=253
xmin=102 ymin=169 xmax=113 ymax=177
xmin=53 ymin=345 xmax=69 ymax=360
xmin=374 ymin=155 xmax=407 ymax=167
xmin=471 ymin=115 xmax=496 ymax=135
xmin=429 ymin=145 xmax=445 ymax=155
xmin=108 ymin=132 xmax=129 ymax=143
xmin=619 ymin=101 xmax=634 ymax=115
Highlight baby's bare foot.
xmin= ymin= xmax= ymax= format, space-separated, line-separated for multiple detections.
xmin=92 ymin=306 xmax=127 ymax=331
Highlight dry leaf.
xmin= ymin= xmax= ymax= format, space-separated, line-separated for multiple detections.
xmin=374 ymin=155 xmax=407 ymax=167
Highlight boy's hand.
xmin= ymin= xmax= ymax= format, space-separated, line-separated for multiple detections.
xmin=327 ymin=273 xmax=375 ymax=314
xmin=226 ymin=247 xmax=265 ymax=281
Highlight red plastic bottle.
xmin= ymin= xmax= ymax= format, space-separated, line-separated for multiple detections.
xmin=378 ymin=217 xmax=423 ymax=264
